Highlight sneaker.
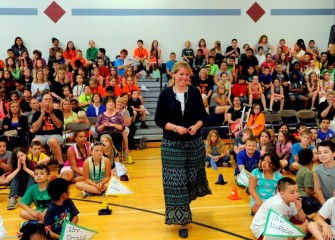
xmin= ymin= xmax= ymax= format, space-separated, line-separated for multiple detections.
xmin=82 ymin=191 xmax=90 ymax=198
xmin=268 ymin=108 xmax=273 ymax=112
xmin=7 ymin=197 xmax=17 ymax=210
xmin=311 ymin=107 xmax=316 ymax=110
xmin=205 ymin=162 xmax=210 ymax=168
xmin=227 ymin=161 xmax=232 ymax=167
xmin=140 ymin=122 xmax=149 ymax=129
xmin=222 ymin=162 xmax=228 ymax=167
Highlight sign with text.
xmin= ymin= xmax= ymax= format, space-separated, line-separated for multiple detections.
xmin=60 ymin=221 xmax=97 ymax=240
xmin=263 ymin=209 xmax=305 ymax=238
xmin=106 ymin=177 xmax=134 ymax=195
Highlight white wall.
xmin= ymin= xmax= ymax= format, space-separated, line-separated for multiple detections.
xmin=0 ymin=0 xmax=333 ymax=62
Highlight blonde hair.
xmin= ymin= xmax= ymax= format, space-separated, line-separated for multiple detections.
xmin=214 ymin=40 xmax=222 ymax=53
xmin=77 ymin=110 xmax=88 ymax=120
xmin=100 ymin=134 xmax=118 ymax=164
xmin=206 ymin=130 xmax=224 ymax=154
xmin=33 ymin=69 xmax=46 ymax=83
xmin=55 ymin=69 xmax=69 ymax=84
xmin=169 ymin=61 xmax=192 ymax=86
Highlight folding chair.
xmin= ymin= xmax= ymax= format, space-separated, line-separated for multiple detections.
xmin=264 ymin=113 xmax=283 ymax=131
xmin=64 ymin=122 xmax=91 ymax=146
xmin=296 ymin=110 xmax=319 ymax=128
xmin=278 ymin=110 xmax=298 ymax=130
xmin=88 ymin=117 xmax=98 ymax=141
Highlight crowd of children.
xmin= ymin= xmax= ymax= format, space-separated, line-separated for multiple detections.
xmin=1 ymin=36 xmax=335 ymax=239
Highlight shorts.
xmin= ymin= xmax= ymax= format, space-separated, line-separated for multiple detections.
xmin=288 ymin=92 xmax=304 ymax=100
xmin=301 ymin=196 xmax=322 ymax=215
xmin=34 ymin=134 xmax=64 ymax=146
xmin=209 ymin=106 xmax=216 ymax=114
xmin=60 ymin=166 xmax=83 ymax=176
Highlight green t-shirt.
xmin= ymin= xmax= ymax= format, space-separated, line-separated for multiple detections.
xmin=20 ymin=184 xmax=52 ymax=211
xmin=296 ymin=166 xmax=314 ymax=197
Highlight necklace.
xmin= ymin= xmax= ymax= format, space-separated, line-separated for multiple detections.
xmin=173 ymin=86 xmax=188 ymax=104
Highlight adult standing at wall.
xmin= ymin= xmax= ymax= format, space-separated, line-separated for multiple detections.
xmin=155 ymin=61 xmax=211 ymax=239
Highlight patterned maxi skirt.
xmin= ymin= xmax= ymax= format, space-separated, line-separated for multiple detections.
xmin=161 ymin=137 xmax=212 ymax=225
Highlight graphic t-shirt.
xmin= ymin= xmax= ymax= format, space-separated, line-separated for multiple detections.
xmin=44 ymin=199 xmax=79 ymax=235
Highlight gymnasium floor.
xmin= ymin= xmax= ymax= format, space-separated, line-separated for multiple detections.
xmin=1 ymin=147 xmax=274 ymax=240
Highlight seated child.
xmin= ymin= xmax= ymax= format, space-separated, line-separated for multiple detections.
xmin=233 ymin=128 xmax=253 ymax=156
xmin=317 ymin=118 xmax=334 ymax=141
xmin=235 ymin=138 xmax=261 ymax=187
xmin=0 ymin=138 xmax=12 ymax=181
xmin=314 ymin=141 xmax=335 ymax=204
xmin=259 ymin=143 xmax=276 ymax=157
xmin=309 ymin=127 xmax=321 ymax=147
xmin=257 ymin=130 xmax=272 ymax=151
xmin=75 ymin=142 xmax=111 ymax=198
xmin=44 ymin=178 xmax=79 ymax=239
xmin=292 ymin=122 xmax=307 ymax=143
xmin=60 ymin=130 xmax=91 ymax=183
xmin=276 ymin=130 xmax=292 ymax=170
xmin=205 ymin=130 xmax=231 ymax=167
xmin=19 ymin=165 xmax=52 ymax=222
xmin=296 ymin=148 xmax=322 ymax=219
xmin=127 ymin=90 xmax=148 ymax=129
xmin=27 ymin=141 xmax=50 ymax=165
xmin=19 ymin=223 xmax=50 ymax=240
xmin=250 ymin=177 xmax=308 ymax=240
xmin=231 ymin=75 xmax=247 ymax=104
xmin=289 ymin=130 xmax=315 ymax=173
xmin=308 ymin=192 xmax=335 ymax=240
xmin=249 ymin=153 xmax=282 ymax=214
xmin=7 ymin=147 xmax=36 ymax=210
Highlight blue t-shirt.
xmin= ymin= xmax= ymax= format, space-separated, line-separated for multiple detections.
xmin=166 ymin=60 xmax=177 ymax=73
xmin=289 ymin=143 xmax=314 ymax=164
xmin=114 ymin=58 xmax=125 ymax=77
xmin=235 ymin=149 xmax=261 ymax=175
xmin=44 ymin=199 xmax=79 ymax=235
xmin=259 ymin=74 xmax=273 ymax=85
xmin=317 ymin=129 xmax=335 ymax=141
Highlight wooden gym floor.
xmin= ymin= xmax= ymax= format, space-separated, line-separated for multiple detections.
xmin=1 ymin=146 xmax=281 ymax=240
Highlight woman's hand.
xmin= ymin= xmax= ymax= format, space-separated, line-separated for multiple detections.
xmin=187 ymin=125 xmax=198 ymax=135
xmin=251 ymin=199 xmax=263 ymax=213
xmin=175 ymin=125 xmax=188 ymax=135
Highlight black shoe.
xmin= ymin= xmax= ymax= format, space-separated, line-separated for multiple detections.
xmin=179 ymin=228 xmax=188 ymax=238
xmin=140 ymin=122 xmax=149 ymax=129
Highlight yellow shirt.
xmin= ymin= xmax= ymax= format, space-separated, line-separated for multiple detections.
xmin=27 ymin=153 xmax=49 ymax=162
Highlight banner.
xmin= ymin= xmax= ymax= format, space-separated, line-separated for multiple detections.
xmin=60 ymin=221 xmax=97 ymax=240
xmin=263 ymin=209 xmax=305 ymax=238
xmin=114 ymin=162 xmax=128 ymax=178
xmin=106 ymin=177 xmax=134 ymax=195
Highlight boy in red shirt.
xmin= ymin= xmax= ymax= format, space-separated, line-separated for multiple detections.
xmin=232 ymin=75 xmax=248 ymax=103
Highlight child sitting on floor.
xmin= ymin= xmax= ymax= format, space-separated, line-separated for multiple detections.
xmin=75 ymin=142 xmax=111 ymax=198
xmin=19 ymin=164 xmax=52 ymax=223
xmin=205 ymin=130 xmax=231 ymax=167
xmin=44 ymin=178 xmax=79 ymax=239
xmin=27 ymin=141 xmax=50 ymax=165
xmin=250 ymin=177 xmax=308 ymax=240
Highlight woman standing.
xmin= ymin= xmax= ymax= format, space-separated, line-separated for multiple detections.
xmin=155 ymin=61 xmax=211 ymax=238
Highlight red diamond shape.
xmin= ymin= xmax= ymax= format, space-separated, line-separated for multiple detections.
xmin=44 ymin=1 xmax=65 ymax=23
xmin=246 ymin=2 xmax=265 ymax=23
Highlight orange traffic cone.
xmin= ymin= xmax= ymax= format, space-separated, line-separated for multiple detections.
xmin=227 ymin=187 xmax=242 ymax=200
